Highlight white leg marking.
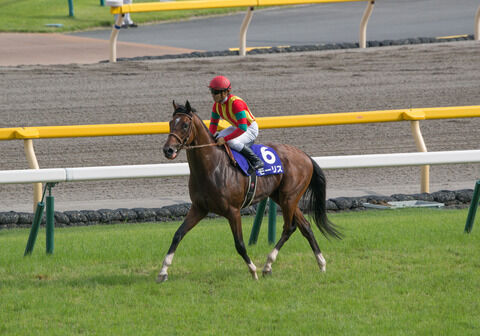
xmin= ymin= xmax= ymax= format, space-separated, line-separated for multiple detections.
xmin=263 ymin=248 xmax=279 ymax=274
xmin=316 ymin=253 xmax=326 ymax=272
xmin=159 ymin=253 xmax=174 ymax=277
xmin=248 ymin=262 xmax=258 ymax=280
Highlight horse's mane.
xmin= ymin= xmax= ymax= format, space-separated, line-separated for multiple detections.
xmin=173 ymin=102 xmax=215 ymax=141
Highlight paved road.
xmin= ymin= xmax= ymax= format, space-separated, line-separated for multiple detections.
xmin=0 ymin=33 xmax=196 ymax=66
xmin=1 ymin=1 xmax=477 ymax=66
xmin=72 ymin=0 xmax=479 ymax=51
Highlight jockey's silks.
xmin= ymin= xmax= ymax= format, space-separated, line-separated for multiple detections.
xmin=209 ymin=94 xmax=256 ymax=141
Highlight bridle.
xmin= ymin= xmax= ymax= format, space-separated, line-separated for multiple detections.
xmin=168 ymin=112 xmax=217 ymax=150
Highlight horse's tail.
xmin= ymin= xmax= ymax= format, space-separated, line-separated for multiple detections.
xmin=303 ymin=157 xmax=342 ymax=240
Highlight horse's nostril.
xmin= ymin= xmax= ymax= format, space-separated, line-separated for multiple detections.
xmin=163 ymin=147 xmax=174 ymax=157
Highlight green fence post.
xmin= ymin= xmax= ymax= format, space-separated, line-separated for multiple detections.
xmin=268 ymin=198 xmax=277 ymax=244
xmin=68 ymin=0 xmax=74 ymax=17
xmin=464 ymin=180 xmax=480 ymax=233
xmin=24 ymin=202 xmax=45 ymax=256
xmin=100 ymin=0 xmax=105 ymax=6
xmin=249 ymin=198 xmax=268 ymax=245
xmin=46 ymin=190 xmax=55 ymax=254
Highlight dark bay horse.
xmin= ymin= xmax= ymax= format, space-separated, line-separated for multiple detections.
xmin=159 ymin=101 xmax=341 ymax=282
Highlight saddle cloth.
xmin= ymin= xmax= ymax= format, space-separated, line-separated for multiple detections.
xmin=232 ymin=144 xmax=284 ymax=177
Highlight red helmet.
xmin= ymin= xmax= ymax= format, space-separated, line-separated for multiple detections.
xmin=208 ymin=76 xmax=231 ymax=90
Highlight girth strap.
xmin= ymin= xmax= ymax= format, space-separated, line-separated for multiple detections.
xmin=241 ymin=173 xmax=257 ymax=209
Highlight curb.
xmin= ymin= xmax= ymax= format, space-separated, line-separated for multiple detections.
xmin=0 ymin=189 xmax=473 ymax=229
xmin=107 ymin=35 xmax=475 ymax=62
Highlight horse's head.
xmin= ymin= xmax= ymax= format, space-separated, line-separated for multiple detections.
xmin=163 ymin=100 xmax=195 ymax=160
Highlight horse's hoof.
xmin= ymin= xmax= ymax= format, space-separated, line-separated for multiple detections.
xmin=251 ymin=272 xmax=259 ymax=281
xmin=262 ymin=269 xmax=272 ymax=277
xmin=156 ymin=273 xmax=168 ymax=283
xmin=316 ymin=253 xmax=326 ymax=272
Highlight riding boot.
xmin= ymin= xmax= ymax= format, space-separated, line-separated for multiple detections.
xmin=240 ymin=146 xmax=264 ymax=170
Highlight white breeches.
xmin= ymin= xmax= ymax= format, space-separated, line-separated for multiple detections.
xmin=115 ymin=0 xmax=133 ymax=24
xmin=218 ymin=121 xmax=259 ymax=152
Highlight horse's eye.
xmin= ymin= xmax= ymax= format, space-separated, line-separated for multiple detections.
xmin=183 ymin=123 xmax=189 ymax=130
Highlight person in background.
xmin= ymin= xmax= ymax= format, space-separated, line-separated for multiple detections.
xmin=208 ymin=75 xmax=264 ymax=170
xmin=114 ymin=0 xmax=138 ymax=28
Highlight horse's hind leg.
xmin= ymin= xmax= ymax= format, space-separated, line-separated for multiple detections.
xmin=262 ymin=205 xmax=297 ymax=276
xmin=294 ymin=208 xmax=327 ymax=272
xmin=157 ymin=204 xmax=207 ymax=283
xmin=226 ymin=209 xmax=258 ymax=280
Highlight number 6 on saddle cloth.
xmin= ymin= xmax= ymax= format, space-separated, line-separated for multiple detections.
xmin=231 ymin=144 xmax=284 ymax=177
xmin=229 ymin=144 xmax=284 ymax=209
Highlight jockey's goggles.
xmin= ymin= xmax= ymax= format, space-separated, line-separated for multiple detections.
xmin=210 ymin=88 xmax=225 ymax=95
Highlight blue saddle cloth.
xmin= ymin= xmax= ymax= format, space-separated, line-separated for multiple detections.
xmin=232 ymin=144 xmax=284 ymax=176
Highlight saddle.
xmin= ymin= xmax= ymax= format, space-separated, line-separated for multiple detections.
xmin=222 ymin=143 xmax=284 ymax=208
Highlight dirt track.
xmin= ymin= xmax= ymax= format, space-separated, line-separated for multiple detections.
xmin=1 ymin=41 xmax=479 ymax=212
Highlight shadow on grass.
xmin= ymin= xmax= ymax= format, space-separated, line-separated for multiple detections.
xmin=3 ymin=0 xmax=29 ymax=6
xmin=6 ymin=268 xmax=246 ymax=288
xmin=29 ymin=15 xmax=77 ymax=20
xmin=66 ymin=273 xmax=153 ymax=287
xmin=1 ymin=273 xmax=152 ymax=288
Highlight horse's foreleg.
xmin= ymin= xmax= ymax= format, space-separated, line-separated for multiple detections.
xmin=294 ymin=208 xmax=326 ymax=272
xmin=227 ymin=210 xmax=258 ymax=280
xmin=262 ymin=209 xmax=297 ymax=276
xmin=157 ymin=205 xmax=207 ymax=283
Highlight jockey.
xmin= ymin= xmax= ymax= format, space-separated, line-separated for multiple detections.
xmin=208 ymin=75 xmax=264 ymax=170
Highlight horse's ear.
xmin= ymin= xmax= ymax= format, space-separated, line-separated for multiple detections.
xmin=172 ymin=100 xmax=178 ymax=111
xmin=185 ymin=100 xmax=191 ymax=113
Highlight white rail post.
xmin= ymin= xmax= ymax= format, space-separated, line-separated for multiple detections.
xmin=475 ymin=4 xmax=480 ymax=40
xmin=23 ymin=139 xmax=42 ymax=212
xmin=109 ymin=14 xmax=124 ymax=62
xmin=410 ymin=120 xmax=429 ymax=193
xmin=239 ymin=7 xmax=255 ymax=56
xmin=359 ymin=0 xmax=375 ymax=48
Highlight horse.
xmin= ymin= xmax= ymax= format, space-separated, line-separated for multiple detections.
xmin=158 ymin=101 xmax=341 ymax=282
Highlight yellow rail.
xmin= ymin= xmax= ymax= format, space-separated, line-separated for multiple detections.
xmin=1 ymin=106 xmax=479 ymax=140
xmin=0 ymin=122 xmax=170 ymax=140
xmin=111 ymin=0 xmax=256 ymax=14
xmin=110 ymin=0 xmax=369 ymax=14
xmin=256 ymin=105 xmax=480 ymax=128
xmin=4 ymin=105 xmax=479 ymax=209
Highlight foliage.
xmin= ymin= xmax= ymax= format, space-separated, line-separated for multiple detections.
xmin=0 ymin=208 xmax=479 ymax=335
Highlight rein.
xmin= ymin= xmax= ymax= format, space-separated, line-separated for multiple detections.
xmin=184 ymin=143 xmax=218 ymax=150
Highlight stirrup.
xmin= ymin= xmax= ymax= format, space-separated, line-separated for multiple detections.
xmin=251 ymin=160 xmax=264 ymax=170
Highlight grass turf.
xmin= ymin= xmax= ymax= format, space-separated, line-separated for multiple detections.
xmin=0 ymin=0 xmax=245 ymax=32
xmin=0 ymin=208 xmax=479 ymax=335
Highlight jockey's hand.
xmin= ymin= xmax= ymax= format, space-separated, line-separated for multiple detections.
xmin=213 ymin=132 xmax=220 ymax=139
xmin=216 ymin=137 xmax=226 ymax=146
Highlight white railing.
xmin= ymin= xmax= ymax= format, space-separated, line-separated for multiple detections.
xmin=1 ymin=150 xmax=479 ymax=184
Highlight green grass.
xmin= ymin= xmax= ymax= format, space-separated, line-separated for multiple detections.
xmin=0 ymin=0 xmax=245 ymax=32
xmin=1 ymin=208 xmax=479 ymax=335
